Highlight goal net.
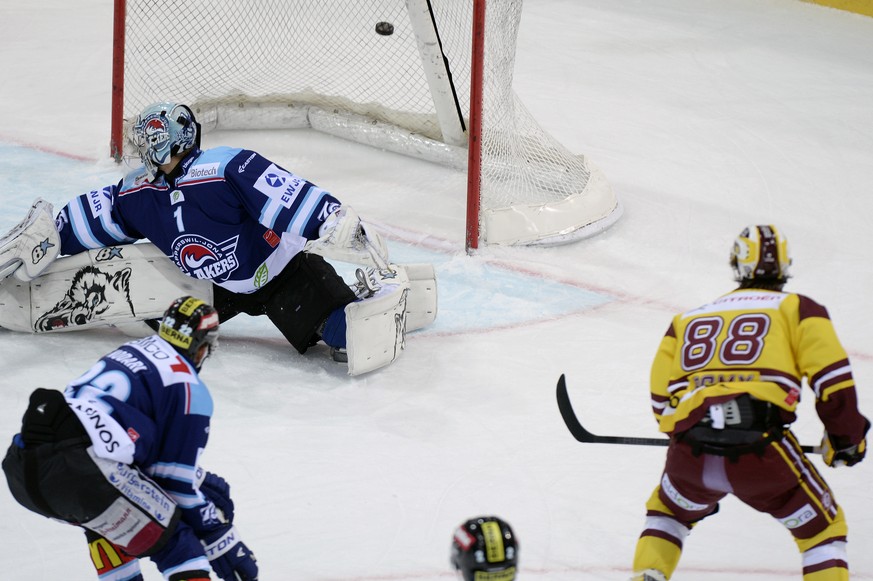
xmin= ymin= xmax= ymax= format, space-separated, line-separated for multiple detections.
xmin=111 ymin=0 xmax=621 ymax=249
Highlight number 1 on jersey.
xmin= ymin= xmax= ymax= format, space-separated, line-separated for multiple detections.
xmin=174 ymin=206 xmax=185 ymax=232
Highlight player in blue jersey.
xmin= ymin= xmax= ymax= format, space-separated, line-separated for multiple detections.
xmin=60 ymin=102 xmax=361 ymax=358
xmin=3 ymin=296 xmax=258 ymax=581
xmin=0 ymin=101 xmax=436 ymax=374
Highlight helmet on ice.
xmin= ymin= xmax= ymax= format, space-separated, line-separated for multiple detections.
xmin=450 ymin=516 xmax=518 ymax=581
xmin=730 ymin=224 xmax=791 ymax=284
xmin=158 ymin=296 xmax=219 ymax=370
xmin=130 ymin=101 xmax=200 ymax=181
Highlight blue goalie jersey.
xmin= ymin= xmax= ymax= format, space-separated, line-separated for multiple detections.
xmin=56 ymin=147 xmax=341 ymax=293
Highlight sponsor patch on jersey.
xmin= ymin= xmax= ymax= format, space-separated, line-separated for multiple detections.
xmin=263 ymin=229 xmax=280 ymax=247
xmin=170 ymin=189 xmax=185 ymax=204
xmin=66 ymin=398 xmax=136 ymax=464
xmin=186 ymin=162 xmax=220 ymax=181
xmin=171 ymin=233 xmax=240 ymax=282
xmin=86 ymin=186 xmax=113 ymax=218
xmin=778 ymin=504 xmax=817 ymax=529
xmin=254 ymin=163 xmax=306 ymax=208
xmin=238 ymin=152 xmax=257 ymax=173
xmin=88 ymin=535 xmax=137 ymax=572
xmin=661 ymin=473 xmax=709 ymax=511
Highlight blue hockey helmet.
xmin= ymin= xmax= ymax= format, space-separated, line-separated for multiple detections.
xmin=451 ymin=516 xmax=518 ymax=581
xmin=130 ymin=101 xmax=200 ymax=181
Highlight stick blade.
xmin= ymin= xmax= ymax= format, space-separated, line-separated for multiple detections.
xmin=556 ymin=374 xmax=670 ymax=447
xmin=556 ymin=374 xmax=597 ymax=443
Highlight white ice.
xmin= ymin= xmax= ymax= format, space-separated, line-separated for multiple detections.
xmin=1 ymin=0 xmax=872 ymax=579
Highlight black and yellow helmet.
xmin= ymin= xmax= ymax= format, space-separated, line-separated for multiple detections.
xmin=450 ymin=516 xmax=518 ymax=581
xmin=158 ymin=296 xmax=219 ymax=370
xmin=730 ymin=224 xmax=791 ymax=283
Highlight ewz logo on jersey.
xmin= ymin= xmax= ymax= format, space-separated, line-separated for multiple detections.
xmin=172 ymin=234 xmax=240 ymax=281
xmin=265 ymin=173 xmax=285 ymax=187
xmin=255 ymin=164 xmax=307 ymax=208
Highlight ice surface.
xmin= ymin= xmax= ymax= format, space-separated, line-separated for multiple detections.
xmin=1 ymin=0 xmax=872 ymax=579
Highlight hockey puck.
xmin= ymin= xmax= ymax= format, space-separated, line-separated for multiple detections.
xmin=375 ymin=21 xmax=395 ymax=36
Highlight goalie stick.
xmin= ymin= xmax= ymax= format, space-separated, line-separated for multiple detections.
xmin=556 ymin=374 xmax=818 ymax=454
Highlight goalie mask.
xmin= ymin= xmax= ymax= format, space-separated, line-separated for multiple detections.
xmin=451 ymin=516 xmax=518 ymax=581
xmin=730 ymin=224 xmax=791 ymax=284
xmin=158 ymin=296 xmax=219 ymax=370
xmin=130 ymin=102 xmax=201 ymax=181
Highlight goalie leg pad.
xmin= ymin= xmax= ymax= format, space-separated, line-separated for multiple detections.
xmin=401 ymin=262 xmax=437 ymax=332
xmin=344 ymin=273 xmax=411 ymax=376
xmin=0 ymin=243 xmax=213 ymax=333
xmin=0 ymin=198 xmax=61 ymax=282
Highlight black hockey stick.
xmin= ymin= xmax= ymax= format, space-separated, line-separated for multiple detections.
xmin=556 ymin=374 xmax=819 ymax=453
xmin=557 ymin=374 xmax=669 ymax=447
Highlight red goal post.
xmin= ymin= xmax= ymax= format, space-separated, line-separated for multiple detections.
xmin=111 ymin=0 xmax=621 ymax=251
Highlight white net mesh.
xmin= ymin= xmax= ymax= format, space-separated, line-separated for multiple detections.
xmin=118 ymin=0 xmax=619 ymax=245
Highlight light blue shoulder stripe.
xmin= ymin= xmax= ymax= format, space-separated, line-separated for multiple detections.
xmin=69 ymin=197 xmax=103 ymax=249
xmin=187 ymin=377 xmax=214 ymax=417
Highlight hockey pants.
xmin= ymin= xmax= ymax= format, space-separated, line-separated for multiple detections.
xmin=632 ymin=431 xmax=849 ymax=580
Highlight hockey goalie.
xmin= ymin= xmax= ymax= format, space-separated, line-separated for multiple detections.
xmin=0 ymin=101 xmax=437 ymax=375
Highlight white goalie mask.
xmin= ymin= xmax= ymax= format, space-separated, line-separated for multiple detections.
xmin=130 ymin=102 xmax=200 ymax=181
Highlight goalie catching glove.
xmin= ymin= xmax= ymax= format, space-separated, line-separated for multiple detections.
xmin=820 ymin=419 xmax=869 ymax=467
xmin=304 ymin=205 xmax=390 ymax=267
xmin=0 ymin=198 xmax=60 ymax=281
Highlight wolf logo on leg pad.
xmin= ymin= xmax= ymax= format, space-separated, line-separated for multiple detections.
xmin=34 ymin=266 xmax=134 ymax=331
xmin=0 ymin=243 xmax=213 ymax=334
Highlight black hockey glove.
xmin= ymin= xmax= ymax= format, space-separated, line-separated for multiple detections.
xmin=200 ymin=471 xmax=235 ymax=522
xmin=201 ymin=524 xmax=258 ymax=581
xmin=821 ymin=420 xmax=869 ymax=467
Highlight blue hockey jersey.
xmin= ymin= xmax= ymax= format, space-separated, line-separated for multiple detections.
xmin=56 ymin=147 xmax=341 ymax=293
xmin=64 ymin=334 xmax=220 ymax=575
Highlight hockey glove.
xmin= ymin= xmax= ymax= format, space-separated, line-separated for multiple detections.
xmin=200 ymin=471 xmax=235 ymax=523
xmin=821 ymin=428 xmax=868 ymax=467
xmin=201 ymin=524 xmax=258 ymax=581
xmin=0 ymin=198 xmax=60 ymax=281
xmin=305 ymin=205 xmax=389 ymax=268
